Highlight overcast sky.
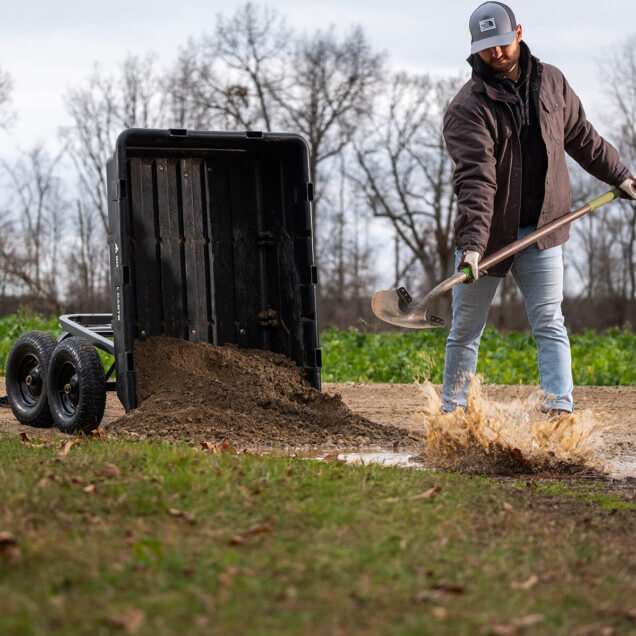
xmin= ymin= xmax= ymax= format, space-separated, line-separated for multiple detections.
xmin=0 ymin=0 xmax=634 ymax=160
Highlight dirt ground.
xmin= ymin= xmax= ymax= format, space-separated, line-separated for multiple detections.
xmin=1 ymin=374 xmax=634 ymax=479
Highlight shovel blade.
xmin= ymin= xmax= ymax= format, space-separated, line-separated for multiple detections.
xmin=371 ymin=288 xmax=445 ymax=329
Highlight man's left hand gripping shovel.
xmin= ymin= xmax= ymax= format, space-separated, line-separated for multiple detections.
xmin=371 ymin=188 xmax=622 ymax=329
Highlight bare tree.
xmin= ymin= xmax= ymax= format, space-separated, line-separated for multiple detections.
xmin=275 ymin=25 xmax=385 ymax=234
xmin=63 ymin=55 xmax=166 ymax=233
xmin=166 ymin=3 xmax=289 ymax=131
xmin=597 ymin=34 xmax=636 ymax=301
xmin=354 ymin=73 xmax=464 ymax=292
xmin=65 ymin=198 xmax=110 ymax=310
xmin=0 ymin=66 xmax=13 ymax=130
xmin=319 ymin=149 xmax=376 ymax=304
xmin=0 ymin=148 xmax=66 ymax=312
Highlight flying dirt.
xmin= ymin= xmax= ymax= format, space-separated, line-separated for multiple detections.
xmin=418 ymin=378 xmax=604 ymax=475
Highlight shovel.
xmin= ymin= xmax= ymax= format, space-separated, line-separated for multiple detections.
xmin=371 ymin=188 xmax=623 ymax=329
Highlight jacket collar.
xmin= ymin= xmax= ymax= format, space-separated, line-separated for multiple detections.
xmin=468 ymin=41 xmax=542 ymax=103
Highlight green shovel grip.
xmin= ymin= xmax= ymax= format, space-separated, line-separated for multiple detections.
xmin=588 ymin=187 xmax=622 ymax=211
xmin=461 ymin=266 xmax=473 ymax=281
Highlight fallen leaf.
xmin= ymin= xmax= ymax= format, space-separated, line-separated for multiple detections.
xmin=515 ymin=614 xmax=544 ymax=628
xmin=503 ymin=502 xmax=514 ymax=511
xmin=83 ymin=484 xmax=96 ymax=493
xmin=91 ymin=428 xmax=105 ymax=439
xmin=59 ymin=439 xmax=77 ymax=457
xmin=102 ymin=463 xmax=121 ymax=479
xmin=37 ymin=471 xmax=57 ymax=489
xmin=414 ymin=590 xmax=446 ymax=605
xmin=19 ymin=432 xmax=31 ymax=444
xmin=83 ymin=514 xmax=102 ymax=525
xmin=432 ymin=607 xmax=449 ymax=619
xmin=433 ymin=584 xmax=464 ymax=595
xmin=230 ymin=523 xmax=273 ymax=544
xmin=167 ymin=508 xmax=196 ymax=523
xmin=414 ymin=485 xmax=442 ymax=500
xmin=511 ymin=574 xmax=538 ymax=590
xmin=106 ymin=608 xmax=146 ymax=634
xmin=490 ymin=625 xmax=516 ymax=636
xmin=244 ymin=523 xmax=273 ymax=536
xmin=0 ymin=532 xmax=21 ymax=560
xmin=383 ymin=497 xmax=400 ymax=503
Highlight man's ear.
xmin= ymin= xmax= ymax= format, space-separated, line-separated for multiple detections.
xmin=517 ymin=24 xmax=523 ymax=42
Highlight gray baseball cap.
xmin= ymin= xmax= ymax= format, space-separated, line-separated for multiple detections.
xmin=469 ymin=2 xmax=518 ymax=54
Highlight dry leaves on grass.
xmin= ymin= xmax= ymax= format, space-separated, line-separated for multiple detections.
xmin=100 ymin=463 xmax=121 ymax=479
xmin=413 ymin=484 xmax=442 ymax=500
xmin=432 ymin=607 xmax=449 ymax=619
xmin=36 ymin=471 xmax=58 ymax=489
xmin=200 ymin=440 xmax=250 ymax=455
xmin=106 ymin=608 xmax=146 ymax=634
xmin=167 ymin=508 xmax=196 ymax=524
xmin=0 ymin=531 xmax=21 ymax=561
xmin=511 ymin=574 xmax=538 ymax=590
xmin=19 ymin=433 xmax=57 ymax=448
xmin=414 ymin=584 xmax=464 ymax=605
xmin=490 ymin=614 xmax=545 ymax=634
xmin=229 ymin=523 xmax=273 ymax=545
xmin=59 ymin=439 xmax=79 ymax=457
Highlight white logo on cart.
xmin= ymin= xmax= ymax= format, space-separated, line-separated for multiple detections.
xmin=113 ymin=242 xmax=119 ymax=269
xmin=479 ymin=18 xmax=496 ymax=32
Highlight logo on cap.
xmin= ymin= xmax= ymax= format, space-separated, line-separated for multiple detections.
xmin=479 ymin=18 xmax=496 ymax=32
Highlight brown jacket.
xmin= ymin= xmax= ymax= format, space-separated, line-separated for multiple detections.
xmin=443 ymin=49 xmax=630 ymax=276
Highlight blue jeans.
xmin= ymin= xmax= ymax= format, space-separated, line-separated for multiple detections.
xmin=442 ymin=226 xmax=573 ymax=413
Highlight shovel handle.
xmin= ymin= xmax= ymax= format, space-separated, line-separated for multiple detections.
xmin=476 ymin=188 xmax=622 ymax=274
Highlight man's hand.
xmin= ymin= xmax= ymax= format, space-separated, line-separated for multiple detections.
xmin=459 ymin=250 xmax=481 ymax=282
xmin=619 ymin=176 xmax=636 ymax=200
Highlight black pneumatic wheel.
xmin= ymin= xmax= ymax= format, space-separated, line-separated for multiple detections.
xmin=47 ymin=337 xmax=106 ymax=434
xmin=5 ymin=330 xmax=58 ymax=427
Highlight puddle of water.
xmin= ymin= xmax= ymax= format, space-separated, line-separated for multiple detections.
xmin=329 ymin=451 xmax=424 ymax=469
xmin=267 ymin=448 xmax=425 ymax=469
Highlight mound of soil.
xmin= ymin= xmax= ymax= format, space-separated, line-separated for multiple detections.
xmin=107 ymin=336 xmax=412 ymax=449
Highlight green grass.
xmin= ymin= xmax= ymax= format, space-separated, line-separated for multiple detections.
xmin=1 ymin=312 xmax=635 ymax=385
xmin=0 ymin=311 xmax=114 ymax=375
xmin=321 ymin=326 xmax=636 ymax=385
xmin=0 ymin=436 xmax=633 ymax=634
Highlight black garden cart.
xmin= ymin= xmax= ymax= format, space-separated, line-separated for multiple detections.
xmin=4 ymin=129 xmax=321 ymax=433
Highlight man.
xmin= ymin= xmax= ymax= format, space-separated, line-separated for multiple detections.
xmin=442 ymin=2 xmax=636 ymax=414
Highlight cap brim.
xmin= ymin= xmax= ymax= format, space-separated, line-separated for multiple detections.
xmin=471 ymin=31 xmax=516 ymax=54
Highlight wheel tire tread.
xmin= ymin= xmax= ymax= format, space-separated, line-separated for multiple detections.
xmin=6 ymin=330 xmax=58 ymax=428
xmin=48 ymin=338 xmax=106 ymax=434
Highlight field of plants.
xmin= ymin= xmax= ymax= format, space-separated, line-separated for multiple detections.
xmin=1 ymin=312 xmax=634 ymax=385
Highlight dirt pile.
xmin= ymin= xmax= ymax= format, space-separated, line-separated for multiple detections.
xmin=107 ymin=336 xmax=412 ymax=449
xmin=418 ymin=377 xmax=604 ymax=475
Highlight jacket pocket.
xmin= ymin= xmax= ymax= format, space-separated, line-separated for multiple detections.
xmin=540 ymin=95 xmax=565 ymax=141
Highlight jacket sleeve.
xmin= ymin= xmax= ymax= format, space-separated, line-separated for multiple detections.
xmin=562 ymin=74 xmax=630 ymax=187
xmin=443 ymin=105 xmax=497 ymax=256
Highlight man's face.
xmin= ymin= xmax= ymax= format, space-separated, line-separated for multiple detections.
xmin=477 ymin=24 xmax=523 ymax=74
